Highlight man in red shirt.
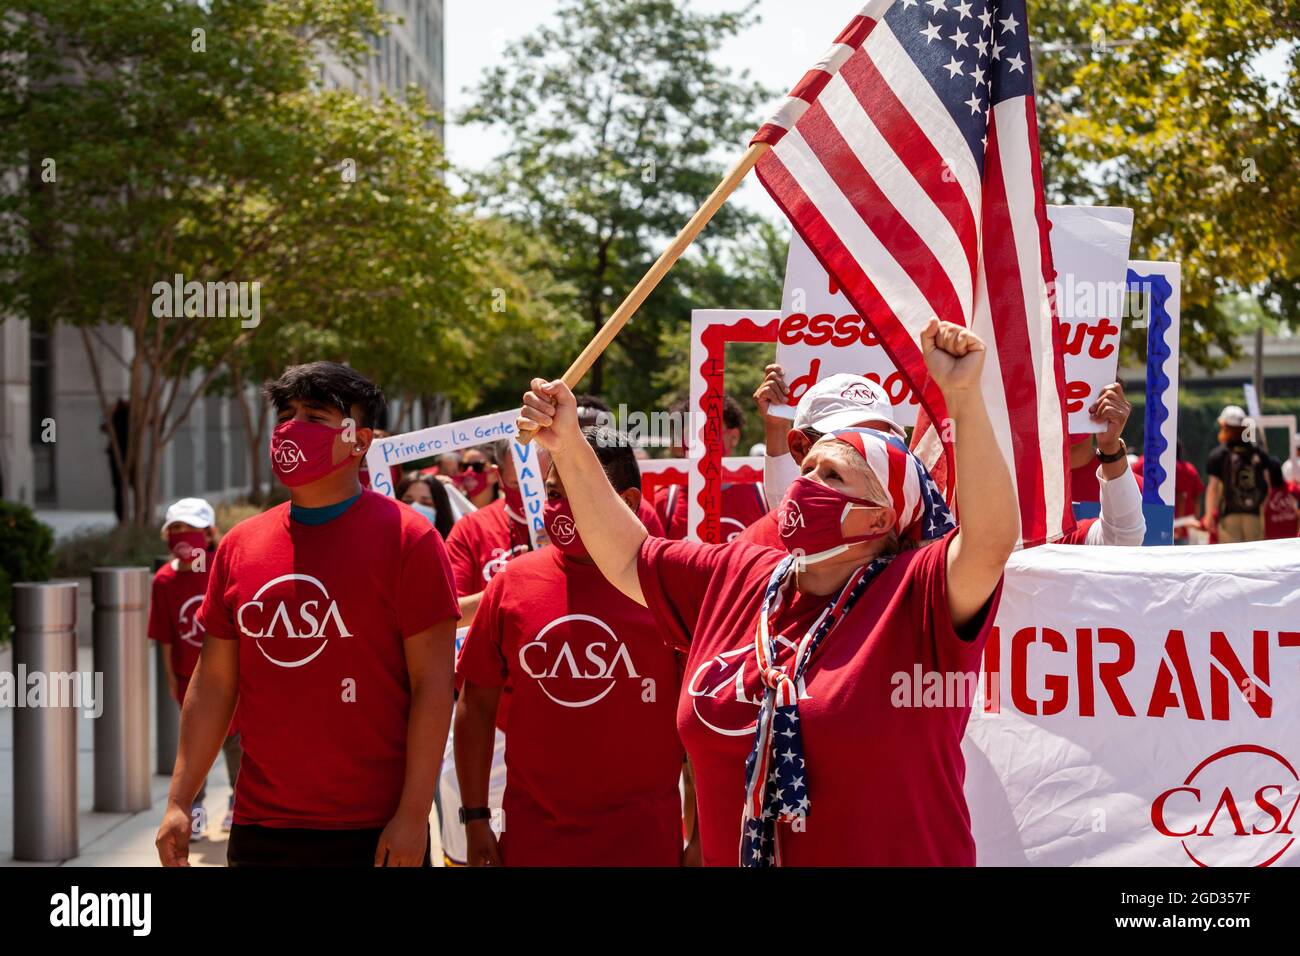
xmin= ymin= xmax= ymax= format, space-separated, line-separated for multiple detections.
xmin=445 ymin=440 xmax=535 ymax=625
xmin=148 ymin=497 xmax=241 ymax=836
xmin=740 ymin=368 xmax=904 ymax=550
xmin=155 ymin=362 xmax=460 ymax=867
xmin=454 ymin=427 xmax=684 ymax=866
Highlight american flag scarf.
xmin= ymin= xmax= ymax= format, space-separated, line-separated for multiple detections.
xmin=740 ymin=430 xmax=954 ymax=866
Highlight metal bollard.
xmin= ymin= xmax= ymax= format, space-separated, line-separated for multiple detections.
xmin=12 ymin=581 xmax=80 ymax=862
xmin=91 ymin=567 xmax=152 ymax=812
xmin=151 ymin=556 xmax=178 ymax=775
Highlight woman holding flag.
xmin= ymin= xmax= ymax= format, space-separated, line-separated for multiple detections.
xmin=518 ymin=318 xmax=1017 ymax=866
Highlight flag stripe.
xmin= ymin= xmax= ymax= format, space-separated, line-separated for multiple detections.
xmin=981 ymin=107 xmax=1048 ymax=544
xmin=796 ymin=99 xmax=970 ymax=327
xmin=838 ymin=52 xmax=980 ymax=288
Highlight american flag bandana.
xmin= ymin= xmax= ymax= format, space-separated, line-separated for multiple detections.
xmin=740 ymin=429 xmax=954 ymax=866
xmin=827 ymin=428 xmax=957 ymax=543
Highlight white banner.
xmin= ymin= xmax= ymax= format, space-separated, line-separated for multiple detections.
xmin=364 ymin=410 xmax=546 ymax=547
xmin=773 ymin=206 xmax=1133 ymax=433
xmin=965 ymin=539 xmax=1300 ymax=867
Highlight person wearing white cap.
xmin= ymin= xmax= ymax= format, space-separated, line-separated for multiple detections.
xmin=740 ymin=365 xmax=905 ymax=550
xmin=1205 ymin=404 xmax=1269 ymax=543
xmin=149 ymin=497 xmax=242 ymax=839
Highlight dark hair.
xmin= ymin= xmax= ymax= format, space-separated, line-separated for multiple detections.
xmin=263 ymin=362 xmax=386 ymax=429
xmin=1266 ymin=457 xmax=1285 ymax=490
xmin=396 ymin=474 xmax=455 ymax=538
xmin=722 ymin=395 xmax=744 ymax=431
xmin=574 ymin=394 xmax=612 ymax=428
xmin=581 ymin=426 xmax=640 ymax=494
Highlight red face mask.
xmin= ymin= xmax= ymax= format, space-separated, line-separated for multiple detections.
xmin=457 ymin=467 xmax=490 ymax=499
xmin=168 ymin=530 xmax=207 ymax=564
xmin=776 ymin=476 xmax=887 ymax=565
xmin=543 ymin=498 xmax=588 ymax=559
xmin=503 ymin=483 xmax=525 ymax=518
xmin=269 ymin=420 xmax=353 ymax=487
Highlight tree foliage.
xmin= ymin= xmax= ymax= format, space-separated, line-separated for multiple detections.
xmin=1032 ymin=0 xmax=1299 ymax=368
xmin=461 ymin=0 xmax=781 ymax=410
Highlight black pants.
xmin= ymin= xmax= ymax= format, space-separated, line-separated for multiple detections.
xmin=227 ymin=824 xmax=432 ymax=867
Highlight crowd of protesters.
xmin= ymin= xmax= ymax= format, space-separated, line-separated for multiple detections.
xmin=149 ymin=333 xmax=1298 ymax=870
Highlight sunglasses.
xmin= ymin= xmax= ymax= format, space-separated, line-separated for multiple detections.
xmin=463 ymin=461 xmax=489 ymax=473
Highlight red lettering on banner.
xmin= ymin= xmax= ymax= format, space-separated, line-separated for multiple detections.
xmin=981 ymin=626 xmax=1297 ymax=721
xmin=1060 ymin=318 xmax=1120 ymax=359
xmin=1063 ymin=380 xmax=1091 ymax=415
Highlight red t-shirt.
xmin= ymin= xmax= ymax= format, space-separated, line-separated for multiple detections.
xmin=1263 ymin=487 xmax=1299 ymax=539
xmin=457 ymin=547 xmax=684 ymax=866
xmin=653 ymin=482 xmax=768 ymax=542
xmin=735 ymin=509 xmax=783 ymax=550
xmin=445 ymin=498 xmax=533 ymax=598
xmin=637 ymin=531 xmax=1001 ymax=866
xmin=1056 ymin=517 xmax=1098 ymax=546
xmin=148 ymin=558 xmax=212 ymax=703
xmin=197 ymin=490 xmax=460 ymax=829
xmin=1070 ymin=460 xmax=1101 ymax=503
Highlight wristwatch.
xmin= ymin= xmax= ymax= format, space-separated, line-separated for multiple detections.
xmin=1096 ymin=439 xmax=1127 ymax=464
xmin=458 ymin=806 xmax=491 ymax=825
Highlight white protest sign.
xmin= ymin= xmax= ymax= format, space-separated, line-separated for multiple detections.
xmin=773 ymin=206 xmax=1134 ymax=434
xmin=364 ymin=409 xmax=547 ymax=548
xmin=1243 ymin=382 xmax=1262 ymax=421
xmin=1047 ymin=205 xmax=1134 ymax=433
xmin=964 ymin=539 xmax=1300 ymax=867
xmin=774 ymin=235 xmax=921 ymax=426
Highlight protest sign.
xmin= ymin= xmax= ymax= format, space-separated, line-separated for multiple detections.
xmin=686 ymin=309 xmax=780 ymax=543
xmin=965 ymin=539 xmax=1300 ymax=867
xmin=773 ymin=206 xmax=1134 ymax=434
xmin=363 ymin=410 xmax=546 ymax=547
xmin=1048 ymin=206 xmax=1135 ymax=433
xmin=1130 ymin=261 xmax=1182 ymax=544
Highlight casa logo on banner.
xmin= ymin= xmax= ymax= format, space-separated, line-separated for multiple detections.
xmin=517 ymin=615 xmax=644 ymax=708
xmin=1151 ymin=744 xmax=1299 ymax=867
xmin=236 ymin=573 xmax=352 ymax=668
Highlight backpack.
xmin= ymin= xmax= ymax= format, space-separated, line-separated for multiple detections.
xmin=1223 ymin=445 xmax=1267 ymax=513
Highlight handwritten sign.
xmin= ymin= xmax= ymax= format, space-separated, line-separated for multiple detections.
xmin=773 ymin=206 xmax=1134 ymax=434
xmin=774 ymin=235 xmax=920 ymax=426
xmin=364 ymin=410 xmax=546 ymax=548
xmin=1047 ymin=205 xmax=1135 ymax=433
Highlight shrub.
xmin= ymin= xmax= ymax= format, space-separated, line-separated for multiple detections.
xmin=0 ymin=501 xmax=56 ymax=643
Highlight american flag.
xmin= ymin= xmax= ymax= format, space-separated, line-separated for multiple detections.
xmin=752 ymin=0 xmax=1074 ymax=546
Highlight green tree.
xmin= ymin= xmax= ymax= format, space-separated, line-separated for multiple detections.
xmin=1031 ymin=0 xmax=1299 ymax=369
xmin=461 ymin=0 xmax=777 ymax=410
xmin=0 ymin=0 xmax=542 ymax=523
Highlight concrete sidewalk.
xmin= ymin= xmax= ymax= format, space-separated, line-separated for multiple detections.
xmin=1 ymin=644 xmax=442 ymax=867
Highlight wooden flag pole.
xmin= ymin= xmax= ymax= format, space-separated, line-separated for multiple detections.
xmin=520 ymin=141 xmax=770 ymax=440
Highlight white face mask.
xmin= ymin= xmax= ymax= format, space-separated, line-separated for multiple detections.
xmin=408 ymin=502 xmax=438 ymax=526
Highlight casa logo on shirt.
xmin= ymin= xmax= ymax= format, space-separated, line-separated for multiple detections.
xmin=550 ymin=515 xmax=578 ymax=546
xmin=177 ymin=594 xmax=205 ymax=648
xmin=235 ymin=573 xmax=352 ymax=668
xmin=1150 ymin=744 xmax=1299 ymax=867
xmin=271 ymin=440 xmax=306 ymax=473
xmin=482 ymin=543 xmax=531 ymax=583
xmin=840 ymin=383 xmax=879 ymax=406
xmin=686 ymin=641 xmax=810 ymax=736
xmin=518 ymin=614 xmax=640 ymax=708
xmin=779 ymin=501 xmax=805 ymax=538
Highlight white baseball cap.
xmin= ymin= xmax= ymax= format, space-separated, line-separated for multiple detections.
xmin=1218 ymin=405 xmax=1247 ymax=428
xmin=793 ymin=373 xmax=906 ymax=439
xmin=162 ymin=497 xmax=215 ymax=531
